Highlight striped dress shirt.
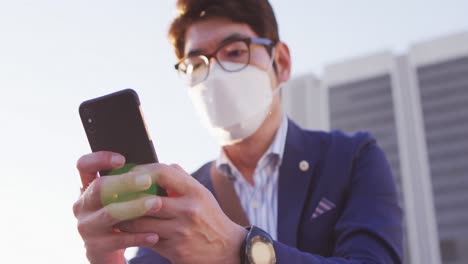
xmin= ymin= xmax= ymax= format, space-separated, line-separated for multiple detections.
xmin=216 ymin=115 xmax=288 ymax=240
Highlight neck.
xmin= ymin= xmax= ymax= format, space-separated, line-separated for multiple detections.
xmin=223 ymin=100 xmax=282 ymax=185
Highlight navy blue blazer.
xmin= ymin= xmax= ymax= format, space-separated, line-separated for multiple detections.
xmin=130 ymin=120 xmax=403 ymax=263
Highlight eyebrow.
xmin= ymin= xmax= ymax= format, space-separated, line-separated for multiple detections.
xmin=186 ymin=33 xmax=250 ymax=58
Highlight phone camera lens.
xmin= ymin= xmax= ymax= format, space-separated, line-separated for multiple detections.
xmin=82 ymin=108 xmax=96 ymax=132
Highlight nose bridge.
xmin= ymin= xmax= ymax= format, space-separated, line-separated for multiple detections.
xmin=208 ymin=56 xmax=219 ymax=71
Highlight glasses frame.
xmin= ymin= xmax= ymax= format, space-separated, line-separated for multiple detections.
xmin=174 ymin=37 xmax=276 ymax=85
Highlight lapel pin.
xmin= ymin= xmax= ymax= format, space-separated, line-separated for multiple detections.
xmin=299 ymin=160 xmax=309 ymax=172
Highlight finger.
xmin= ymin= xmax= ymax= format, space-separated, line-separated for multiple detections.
xmin=116 ymin=217 xmax=174 ymax=239
xmin=117 ymin=217 xmax=165 ymax=234
xmin=145 ymin=195 xmax=182 ymax=219
xmin=79 ymin=195 xmax=162 ymax=235
xmin=169 ymin=163 xmax=184 ymax=172
xmin=77 ymin=151 xmax=125 ymax=188
xmin=100 ymin=172 xmax=153 ymax=205
xmin=134 ymin=163 xmax=196 ymax=196
xmin=116 ymin=195 xmax=180 ymax=220
xmin=166 ymin=164 xmax=187 ymax=196
xmin=105 ymin=195 xmax=161 ymax=223
xmin=81 ymin=173 xmax=153 ymax=212
xmin=86 ymin=232 xmax=159 ymax=253
xmin=117 ymin=195 xmax=192 ymax=232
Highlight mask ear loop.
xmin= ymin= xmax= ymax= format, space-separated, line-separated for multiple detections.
xmin=266 ymin=46 xmax=283 ymax=96
xmin=266 ymin=46 xmax=276 ymax=73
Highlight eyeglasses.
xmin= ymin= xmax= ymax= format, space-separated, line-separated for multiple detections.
xmin=175 ymin=37 xmax=275 ymax=86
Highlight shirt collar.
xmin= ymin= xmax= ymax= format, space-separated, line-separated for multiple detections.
xmin=216 ymin=114 xmax=289 ymax=178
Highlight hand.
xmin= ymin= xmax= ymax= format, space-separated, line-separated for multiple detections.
xmin=73 ymin=151 xmax=163 ymax=264
xmin=117 ymin=163 xmax=248 ymax=264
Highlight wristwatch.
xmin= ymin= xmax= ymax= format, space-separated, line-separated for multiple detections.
xmin=240 ymin=226 xmax=276 ymax=264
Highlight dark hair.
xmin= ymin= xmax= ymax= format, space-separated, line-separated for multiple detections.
xmin=168 ymin=0 xmax=280 ymax=59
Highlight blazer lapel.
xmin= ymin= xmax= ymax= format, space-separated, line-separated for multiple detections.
xmin=277 ymin=120 xmax=320 ymax=247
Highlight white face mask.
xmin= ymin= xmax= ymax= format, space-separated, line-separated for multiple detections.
xmin=188 ymin=62 xmax=279 ymax=146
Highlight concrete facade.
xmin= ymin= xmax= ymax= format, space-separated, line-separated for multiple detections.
xmin=282 ymin=31 xmax=468 ymax=264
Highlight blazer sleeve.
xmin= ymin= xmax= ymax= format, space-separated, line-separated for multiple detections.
xmin=274 ymin=140 xmax=403 ymax=263
xmin=128 ymin=247 xmax=170 ymax=264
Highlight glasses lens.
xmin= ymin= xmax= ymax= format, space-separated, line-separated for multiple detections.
xmin=216 ymin=40 xmax=250 ymax=71
xmin=178 ymin=56 xmax=209 ymax=86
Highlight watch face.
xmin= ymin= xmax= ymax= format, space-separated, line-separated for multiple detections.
xmin=249 ymin=236 xmax=276 ymax=264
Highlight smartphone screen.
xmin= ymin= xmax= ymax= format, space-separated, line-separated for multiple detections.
xmin=79 ymin=89 xmax=166 ymax=196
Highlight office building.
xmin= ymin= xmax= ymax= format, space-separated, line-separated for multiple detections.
xmin=282 ymin=31 xmax=468 ymax=264
xmin=408 ymin=32 xmax=468 ymax=264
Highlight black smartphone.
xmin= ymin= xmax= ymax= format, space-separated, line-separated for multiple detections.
xmin=79 ymin=88 xmax=166 ymax=196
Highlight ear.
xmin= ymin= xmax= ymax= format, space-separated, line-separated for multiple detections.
xmin=274 ymin=42 xmax=291 ymax=84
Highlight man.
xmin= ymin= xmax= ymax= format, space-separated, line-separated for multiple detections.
xmin=73 ymin=0 xmax=403 ymax=263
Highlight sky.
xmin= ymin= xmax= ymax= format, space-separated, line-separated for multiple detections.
xmin=0 ymin=0 xmax=467 ymax=263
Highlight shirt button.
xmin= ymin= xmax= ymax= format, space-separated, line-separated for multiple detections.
xmin=299 ymin=160 xmax=309 ymax=172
